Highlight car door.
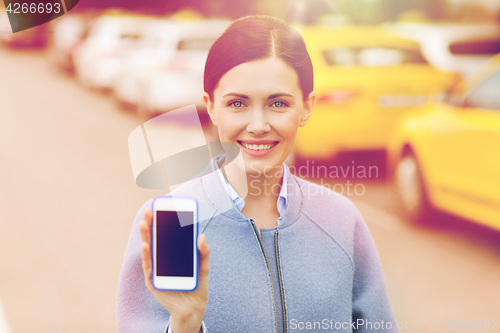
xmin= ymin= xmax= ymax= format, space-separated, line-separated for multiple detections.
xmin=430 ymin=69 xmax=500 ymax=226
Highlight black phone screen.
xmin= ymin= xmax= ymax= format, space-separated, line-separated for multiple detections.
xmin=156 ymin=210 xmax=194 ymax=277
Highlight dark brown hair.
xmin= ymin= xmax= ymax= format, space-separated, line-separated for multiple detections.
xmin=204 ymin=15 xmax=313 ymax=103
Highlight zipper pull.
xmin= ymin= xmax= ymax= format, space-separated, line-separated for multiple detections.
xmin=249 ymin=218 xmax=255 ymax=224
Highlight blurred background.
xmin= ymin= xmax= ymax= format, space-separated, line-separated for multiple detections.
xmin=1 ymin=0 xmax=499 ymax=332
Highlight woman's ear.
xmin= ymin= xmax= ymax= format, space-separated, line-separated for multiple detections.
xmin=203 ymin=92 xmax=217 ymax=126
xmin=299 ymin=91 xmax=315 ymax=127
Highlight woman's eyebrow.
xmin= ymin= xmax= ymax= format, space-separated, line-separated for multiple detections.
xmin=222 ymin=93 xmax=249 ymax=99
xmin=222 ymin=92 xmax=295 ymax=99
xmin=268 ymin=93 xmax=294 ymax=99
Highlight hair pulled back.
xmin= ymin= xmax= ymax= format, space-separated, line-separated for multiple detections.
xmin=204 ymin=15 xmax=314 ymax=102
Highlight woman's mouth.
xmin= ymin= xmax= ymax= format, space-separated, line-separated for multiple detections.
xmin=237 ymin=140 xmax=279 ymax=157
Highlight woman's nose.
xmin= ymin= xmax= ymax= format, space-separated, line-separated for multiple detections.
xmin=246 ymin=108 xmax=271 ymax=135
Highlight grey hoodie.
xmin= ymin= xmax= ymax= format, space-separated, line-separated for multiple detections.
xmin=117 ymin=156 xmax=398 ymax=333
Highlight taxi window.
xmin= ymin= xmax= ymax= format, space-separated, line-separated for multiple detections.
xmin=323 ymin=46 xmax=427 ymax=67
xmin=464 ymin=71 xmax=500 ymax=111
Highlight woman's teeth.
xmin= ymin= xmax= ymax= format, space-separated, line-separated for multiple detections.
xmin=240 ymin=142 xmax=277 ymax=150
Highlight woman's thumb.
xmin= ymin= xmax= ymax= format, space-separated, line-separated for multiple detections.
xmin=198 ymin=233 xmax=210 ymax=277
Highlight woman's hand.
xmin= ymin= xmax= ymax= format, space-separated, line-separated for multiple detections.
xmin=140 ymin=208 xmax=210 ymax=333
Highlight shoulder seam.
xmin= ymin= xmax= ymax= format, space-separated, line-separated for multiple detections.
xmin=200 ymin=210 xmax=218 ymax=233
xmin=300 ymin=210 xmax=355 ymax=270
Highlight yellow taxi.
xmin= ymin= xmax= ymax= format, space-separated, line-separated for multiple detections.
xmin=293 ymin=24 xmax=460 ymax=160
xmin=387 ymin=54 xmax=500 ymax=230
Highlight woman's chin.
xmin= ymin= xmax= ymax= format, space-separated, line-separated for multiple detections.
xmin=241 ymin=158 xmax=282 ymax=177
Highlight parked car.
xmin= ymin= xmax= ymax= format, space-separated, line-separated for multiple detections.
xmin=133 ymin=19 xmax=230 ymax=119
xmin=387 ymin=54 xmax=500 ymax=230
xmin=112 ymin=18 xmax=180 ymax=108
xmin=292 ymin=24 xmax=460 ymax=162
xmin=114 ymin=18 xmax=228 ymax=111
xmin=385 ymin=21 xmax=500 ymax=77
xmin=49 ymin=12 xmax=97 ymax=73
xmin=73 ymin=13 xmax=149 ymax=91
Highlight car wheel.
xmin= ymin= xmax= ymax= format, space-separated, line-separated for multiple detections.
xmin=395 ymin=150 xmax=433 ymax=223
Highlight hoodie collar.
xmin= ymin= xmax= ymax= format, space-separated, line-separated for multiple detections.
xmin=200 ymin=154 xmax=302 ymax=228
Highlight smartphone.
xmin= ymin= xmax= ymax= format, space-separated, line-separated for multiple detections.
xmin=151 ymin=195 xmax=199 ymax=291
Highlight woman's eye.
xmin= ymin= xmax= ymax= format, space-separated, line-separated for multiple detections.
xmin=230 ymin=101 xmax=244 ymax=108
xmin=271 ymin=101 xmax=287 ymax=108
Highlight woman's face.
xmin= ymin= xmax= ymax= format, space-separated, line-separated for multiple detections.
xmin=204 ymin=56 xmax=315 ymax=176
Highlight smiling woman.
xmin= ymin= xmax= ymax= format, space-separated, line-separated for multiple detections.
xmin=204 ymin=57 xmax=311 ymax=171
xmin=117 ymin=15 xmax=398 ymax=333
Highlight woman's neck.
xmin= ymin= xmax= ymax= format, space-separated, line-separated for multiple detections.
xmin=224 ymin=161 xmax=283 ymax=204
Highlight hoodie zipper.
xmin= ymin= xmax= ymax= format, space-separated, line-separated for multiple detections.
xmin=275 ymin=229 xmax=287 ymax=333
xmin=249 ymin=218 xmax=279 ymax=333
